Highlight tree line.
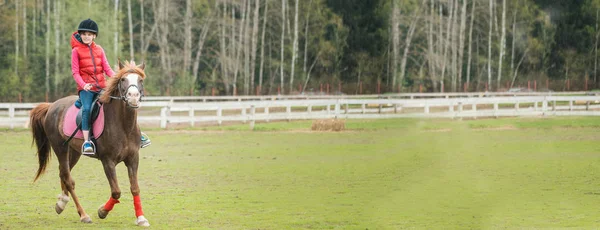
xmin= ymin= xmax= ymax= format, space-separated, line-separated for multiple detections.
xmin=1 ymin=0 xmax=599 ymax=102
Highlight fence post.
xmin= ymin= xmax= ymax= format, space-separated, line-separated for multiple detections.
xmin=9 ymin=104 xmax=15 ymax=129
xmin=569 ymin=100 xmax=573 ymax=111
xmin=457 ymin=102 xmax=463 ymax=119
xmin=425 ymin=104 xmax=430 ymax=114
xmin=472 ymin=103 xmax=477 ymax=119
xmin=542 ymin=97 xmax=548 ymax=115
xmin=249 ymin=105 xmax=255 ymax=130
xmin=217 ymin=107 xmax=222 ymax=126
xmin=335 ymin=100 xmax=341 ymax=118
xmin=160 ymin=107 xmax=168 ymax=129
xmin=242 ymin=107 xmax=247 ymax=123
xmin=286 ymin=105 xmax=292 ymax=121
xmin=587 ymin=101 xmax=590 ymax=111
xmin=515 ymin=101 xmax=519 ymax=112
xmin=494 ymin=102 xmax=499 ymax=118
xmin=265 ymin=107 xmax=270 ymax=122
xmin=361 ymin=104 xmax=366 ymax=114
xmin=189 ymin=107 xmax=195 ymax=127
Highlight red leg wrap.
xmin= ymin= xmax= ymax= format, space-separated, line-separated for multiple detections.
xmin=104 ymin=197 xmax=120 ymax=211
xmin=133 ymin=195 xmax=144 ymax=217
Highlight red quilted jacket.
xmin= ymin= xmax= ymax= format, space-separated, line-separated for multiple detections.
xmin=70 ymin=31 xmax=108 ymax=92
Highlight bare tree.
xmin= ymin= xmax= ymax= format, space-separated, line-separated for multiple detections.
xmin=183 ymin=0 xmax=192 ymax=73
xmin=488 ymin=0 xmax=493 ymax=90
xmin=497 ymin=0 xmax=506 ymax=90
xmin=466 ymin=0 xmax=476 ymax=90
xmin=191 ymin=6 xmax=215 ymax=93
xmin=156 ymin=0 xmax=173 ymax=94
xmin=457 ymin=0 xmax=467 ymax=91
xmin=219 ymin=0 xmax=231 ymax=95
xmin=289 ymin=0 xmax=299 ymax=93
xmin=258 ymin=0 xmax=269 ymax=94
xmin=398 ymin=1 xmax=423 ymax=92
xmin=114 ymin=0 xmax=120 ymax=64
xmin=233 ymin=0 xmax=248 ymax=95
xmin=303 ymin=0 xmax=313 ymax=74
xmin=140 ymin=0 xmax=144 ymax=58
xmin=54 ymin=0 xmax=61 ymax=96
xmin=510 ymin=2 xmax=516 ymax=82
xmin=244 ymin=0 xmax=251 ymax=95
xmin=391 ymin=0 xmax=399 ymax=90
xmin=280 ymin=0 xmax=286 ymax=94
xmin=15 ymin=0 xmax=19 ymax=76
xmin=594 ymin=8 xmax=600 ymax=84
xmin=427 ymin=0 xmax=436 ymax=91
xmin=250 ymin=0 xmax=260 ymax=94
xmin=23 ymin=0 xmax=27 ymax=57
xmin=45 ymin=0 xmax=50 ymax=99
xmin=441 ymin=0 xmax=455 ymax=92
xmin=127 ymin=0 xmax=134 ymax=60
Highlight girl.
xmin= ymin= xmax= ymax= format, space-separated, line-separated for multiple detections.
xmin=71 ymin=18 xmax=150 ymax=155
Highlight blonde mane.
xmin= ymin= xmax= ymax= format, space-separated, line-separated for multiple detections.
xmin=99 ymin=60 xmax=146 ymax=103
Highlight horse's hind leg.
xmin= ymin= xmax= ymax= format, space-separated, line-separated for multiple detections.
xmin=55 ymin=148 xmax=82 ymax=214
xmin=57 ymin=148 xmax=91 ymax=223
xmin=55 ymin=147 xmax=83 ymax=214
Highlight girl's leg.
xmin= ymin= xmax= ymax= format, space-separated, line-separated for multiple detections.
xmin=80 ymin=91 xmax=97 ymax=154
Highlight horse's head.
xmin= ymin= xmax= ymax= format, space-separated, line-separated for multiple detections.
xmin=100 ymin=59 xmax=146 ymax=108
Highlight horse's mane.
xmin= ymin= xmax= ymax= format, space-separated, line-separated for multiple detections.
xmin=99 ymin=60 xmax=146 ymax=103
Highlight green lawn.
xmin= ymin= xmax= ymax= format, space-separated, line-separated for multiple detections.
xmin=2 ymin=117 xmax=600 ymax=229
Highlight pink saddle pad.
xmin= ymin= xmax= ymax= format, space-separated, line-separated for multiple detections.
xmin=62 ymin=104 xmax=105 ymax=139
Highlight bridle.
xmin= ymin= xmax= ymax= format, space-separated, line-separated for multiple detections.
xmin=109 ymin=71 xmax=145 ymax=109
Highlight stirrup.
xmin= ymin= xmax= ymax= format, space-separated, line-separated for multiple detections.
xmin=82 ymin=141 xmax=96 ymax=156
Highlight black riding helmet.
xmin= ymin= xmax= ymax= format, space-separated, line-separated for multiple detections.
xmin=78 ymin=18 xmax=98 ymax=35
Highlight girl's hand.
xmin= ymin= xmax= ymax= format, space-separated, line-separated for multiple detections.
xmin=83 ymin=83 xmax=93 ymax=91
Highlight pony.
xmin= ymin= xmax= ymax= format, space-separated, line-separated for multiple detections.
xmin=30 ymin=60 xmax=150 ymax=226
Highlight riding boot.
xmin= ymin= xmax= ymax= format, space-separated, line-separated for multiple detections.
xmin=141 ymin=132 xmax=151 ymax=148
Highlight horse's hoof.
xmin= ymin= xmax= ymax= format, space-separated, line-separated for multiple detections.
xmin=135 ymin=215 xmax=150 ymax=227
xmin=55 ymin=203 xmax=64 ymax=214
xmin=98 ymin=205 xmax=109 ymax=219
xmin=80 ymin=214 xmax=92 ymax=223
xmin=55 ymin=194 xmax=69 ymax=214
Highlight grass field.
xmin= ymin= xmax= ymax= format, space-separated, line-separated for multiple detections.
xmin=2 ymin=117 xmax=600 ymax=229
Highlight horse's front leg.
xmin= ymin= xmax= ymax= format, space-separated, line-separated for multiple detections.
xmin=97 ymin=161 xmax=121 ymax=219
xmin=125 ymin=156 xmax=150 ymax=227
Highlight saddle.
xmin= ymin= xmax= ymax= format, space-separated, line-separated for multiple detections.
xmin=62 ymin=96 xmax=105 ymax=145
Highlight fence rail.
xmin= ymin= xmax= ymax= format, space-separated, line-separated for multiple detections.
xmin=2 ymin=93 xmax=600 ymax=129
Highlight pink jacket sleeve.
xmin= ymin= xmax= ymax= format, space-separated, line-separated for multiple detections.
xmin=100 ymin=48 xmax=116 ymax=77
xmin=71 ymin=49 xmax=87 ymax=89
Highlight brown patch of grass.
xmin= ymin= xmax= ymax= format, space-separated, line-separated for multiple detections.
xmin=311 ymin=119 xmax=346 ymax=131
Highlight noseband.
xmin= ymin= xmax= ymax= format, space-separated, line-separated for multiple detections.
xmin=109 ymin=72 xmax=144 ymax=108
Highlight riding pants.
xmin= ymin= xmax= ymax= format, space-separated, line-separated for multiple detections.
xmin=79 ymin=90 xmax=98 ymax=131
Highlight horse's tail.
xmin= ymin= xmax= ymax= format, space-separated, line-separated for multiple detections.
xmin=30 ymin=103 xmax=51 ymax=182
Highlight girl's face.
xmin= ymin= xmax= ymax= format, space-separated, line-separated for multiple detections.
xmin=80 ymin=31 xmax=96 ymax=45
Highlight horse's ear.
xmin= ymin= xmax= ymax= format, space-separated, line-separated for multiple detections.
xmin=138 ymin=62 xmax=145 ymax=70
xmin=118 ymin=58 xmax=124 ymax=70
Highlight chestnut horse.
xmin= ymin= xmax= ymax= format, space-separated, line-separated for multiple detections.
xmin=30 ymin=60 xmax=150 ymax=226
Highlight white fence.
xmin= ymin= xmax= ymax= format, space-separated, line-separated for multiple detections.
xmin=3 ymin=92 xmax=600 ymax=129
